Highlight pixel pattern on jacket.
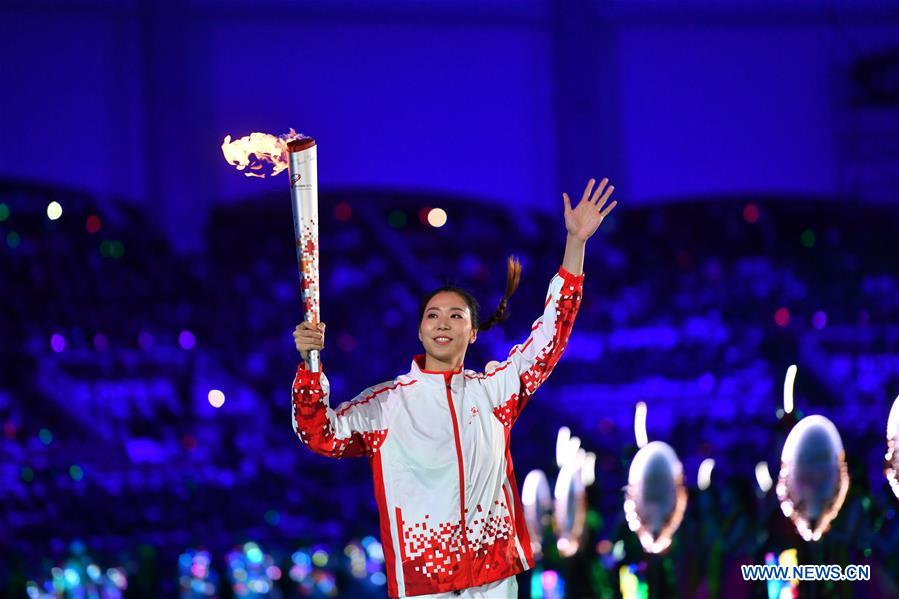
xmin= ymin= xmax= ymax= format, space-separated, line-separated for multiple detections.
xmin=291 ymin=266 xmax=584 ymax=597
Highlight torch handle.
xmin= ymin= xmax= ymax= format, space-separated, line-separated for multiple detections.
xmin=287 ymin=140 xmax=321 ymax=372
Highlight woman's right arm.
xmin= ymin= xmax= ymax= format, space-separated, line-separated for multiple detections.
xmin=291 ymin=322 xmax=389 ymax=459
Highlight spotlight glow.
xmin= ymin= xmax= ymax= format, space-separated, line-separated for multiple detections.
xmin=47 ymin=201 xmax=63 ymax=220
xmin=783 ymin=364 xmax=797 ymax=414
xmin=634 ymin=402 xmax=648 ymax=448
xmin=208 ymin=389 xmax=225 ymax=408
xmin=755 ymin=461 xmax=773 ymax=493
xmin=697 ymin=458 xmax=715 ymax=490
xmin=581 ymin=452 xmax=596 ymax=486
xmin=555 ymin=427 xmax=571 ymax=468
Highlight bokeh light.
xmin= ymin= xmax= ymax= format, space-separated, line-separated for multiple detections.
xmin=138 ymin=331 xmax=154 ymax=350
xmin=7 ymin=231 xmax=21 ymax=249
xmin=426 ymin=207 xmax=448 ymax=228
xmin=774 ymin=307 xmax=790 ymax=327
xmin=208 ymin=389 xmax=225 ymax=408
xmin=85 ymin=215 xmax=102 ymax=233
xmin=179 ymin=330 xmax=196 ymax=350
xmin=93 ymin=333 xmax=109 ymax=352
xmin=0 ymin=203 xmax=9 ymax=221
xmin=243 ymin=542 xmax=263 ymax=565
xmin=46 ymin=201 xmax=63 ymax=220
xmin=800 ymin=229 xmax=816 ymax=248
xmin=334 ymin=202 xmax=352 ymax=221
xmin=388 ymin=209 xmax=407 ymax=229
xmin=743 ymin=203 xmax=759 ymax=224
xmin=100 ymin=240 xmax=125 ymax=259
xmin=50 ymin=333 xmax=66 ymax=352
xmin=69 ymin=464 xmax=85 ymax=482
xmin=39 ymin=428 xmax=53 ymax=445
xmin=812 ymin=310 xmax=827 ymax=330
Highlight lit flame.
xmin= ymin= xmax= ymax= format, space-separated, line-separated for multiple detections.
xmin=221 ymin=128 xmax=305 ymax=178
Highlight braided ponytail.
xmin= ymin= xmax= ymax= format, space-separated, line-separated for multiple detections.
xmin=476 ymin=256 xmax=522 ymax=332
xmin=417 ymin=256 xmax=523 ymax=333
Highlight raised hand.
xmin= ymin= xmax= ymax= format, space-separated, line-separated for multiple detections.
xmin=562 ymin=177 xmax=617 ymax=242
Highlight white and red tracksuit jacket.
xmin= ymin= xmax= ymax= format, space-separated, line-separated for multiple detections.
xmin=291 ymin=266 xmax=584 ymax=598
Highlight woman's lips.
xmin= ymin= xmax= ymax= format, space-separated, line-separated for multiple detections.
xmin=434 ymin=336 xmax=453 ymax=345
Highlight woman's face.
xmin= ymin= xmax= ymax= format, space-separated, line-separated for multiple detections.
xmin=418 ymin=291 xmax=478 ymax=365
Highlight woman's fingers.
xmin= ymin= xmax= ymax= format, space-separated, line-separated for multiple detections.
xmin=580 ymin=178 xmax=596 ymax=205
xmin=599 ymin=199 xmax=618 ymax=219
xmin=590 ymin=177 xmax=609 ymax=205
xmin=596 ymin=184 xmax=615 ymax=211
xmin=293 ymin=322 xmax=325 ymax=353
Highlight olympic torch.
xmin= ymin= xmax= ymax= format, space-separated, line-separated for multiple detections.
xmin=287 ymin=138 xmax=321 ymax=371
xmin=220 ymin=129 xmax=322 ymax=371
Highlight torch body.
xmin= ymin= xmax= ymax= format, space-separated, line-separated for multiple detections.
xmin=287 ymin=139 xmax=321 ymax=372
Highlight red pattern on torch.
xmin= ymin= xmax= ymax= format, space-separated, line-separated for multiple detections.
xmin=287 ymin=138 xmax=322 ymax=372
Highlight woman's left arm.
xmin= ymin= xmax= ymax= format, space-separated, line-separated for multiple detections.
xmin=484 ymin=178 xmax=617 ymax=426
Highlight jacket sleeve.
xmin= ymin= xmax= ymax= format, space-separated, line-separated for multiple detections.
xmin=291 ymin=364 xmax=389 ymax=459
xmin=485 ymin=266 xmax=584 ymax=427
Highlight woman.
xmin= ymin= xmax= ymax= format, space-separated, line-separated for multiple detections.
xmin=291 ymin=178 xmax=617 ymax=598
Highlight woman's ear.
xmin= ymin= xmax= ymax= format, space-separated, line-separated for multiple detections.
xmin=469 ymin=329 xmax=478 ymax=344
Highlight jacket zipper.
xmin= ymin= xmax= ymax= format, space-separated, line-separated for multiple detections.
xmin=443 ymin=373 xmax=473 ymax=587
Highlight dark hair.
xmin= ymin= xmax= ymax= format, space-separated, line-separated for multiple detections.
xmin=418 ymin=256 xmax=522 ymax=332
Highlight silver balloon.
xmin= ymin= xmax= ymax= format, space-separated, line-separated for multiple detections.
xmin=553 ymin=454 xmax=587 ymax=557
xmin=624 ymin=441 xmax=687 ymax=554
xmin=886 ymin=396 xmax=899 ymax=500
xmin=776 ymin=415 xmax=849 ymax=542
xmin=521 ymin=470 xmax=553 ymax=559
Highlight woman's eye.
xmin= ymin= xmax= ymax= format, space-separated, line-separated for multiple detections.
xmin=452 ymin=314 xmax=461 ymax=318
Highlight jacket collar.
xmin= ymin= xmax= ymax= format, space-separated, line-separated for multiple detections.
xmin=411 ymin=354 xmax=464 ymax=378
